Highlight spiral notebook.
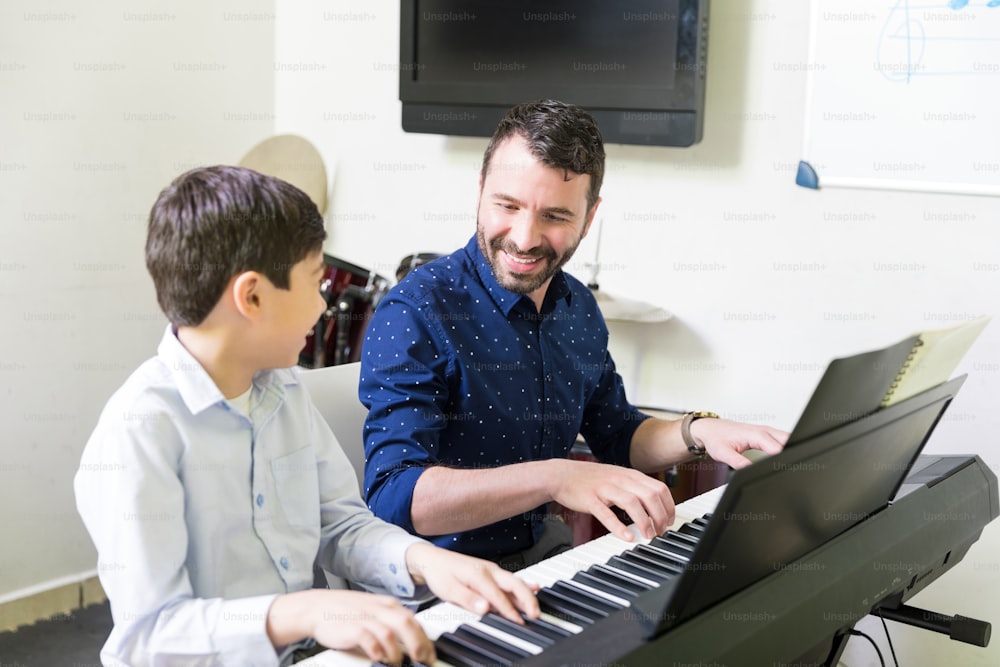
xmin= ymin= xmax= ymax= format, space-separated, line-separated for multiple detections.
xmin=881 ymin=316 xmax=991 ymax=407
xmin=787 ymin=315 xmax=990 ymax=444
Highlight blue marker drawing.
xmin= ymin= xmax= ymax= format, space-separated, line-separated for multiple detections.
xmin=876 ymin=0 xmax=1000 ymax=83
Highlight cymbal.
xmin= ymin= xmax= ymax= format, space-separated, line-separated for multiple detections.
xmin=590 ymin=286 xmax=673 ymax=323
xmin=238 ymin=134 xmax=328 ymax=214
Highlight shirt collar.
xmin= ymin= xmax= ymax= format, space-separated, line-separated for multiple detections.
xmin=156 ymin=325 xmax=298 ymax=416
xmin=464 ymin=235 xmax=572 ymax=317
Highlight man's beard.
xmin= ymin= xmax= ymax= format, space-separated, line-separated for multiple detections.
xmin=477 ymin=223 xmax=583 ymax=296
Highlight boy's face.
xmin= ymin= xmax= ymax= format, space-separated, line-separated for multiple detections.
xmin=258 ymin=250 xmax=327 ymax=368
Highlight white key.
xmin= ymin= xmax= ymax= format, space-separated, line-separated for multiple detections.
xmin=467 ymin=620 xmax=544 ymax=655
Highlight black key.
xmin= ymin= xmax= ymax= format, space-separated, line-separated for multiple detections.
xmin=454 ymin=625 xmax=532 ymax=659
xmin=589 ymin=564 xmax=654 ymax=592
xmin=635 ymin=544 xmax=687 ymax=570
xmin=621 ymin=549 xmax=678 ymax=575
xmin=607 ymin=555 xmax=667 ymax=582
xmin=438 ymin=631 xmax=514 ymax=667
xmin=434 ymin=634 xmax=497 ymax=667
xmin=523 ymin=614 xmax=575 ymax=639
xmin=372 ymin=659 xmax=427 ymax=667
xmin=662 ymin=533 xmax=698 ymax=553
xmin=678 ymin=522 xmax=705 ymax=538
xmin=667 ymin=528 xmax=701 ymax=547
xmin=481 ymin=613 xmax=556 ymax=647
xmin=693 ymin=514 xmax=712 ymax=528
xmin=537 ymin=588 xmax=598 ymax=625
xmin=551 ymin=581 xmax=622 ymax=614
xmin=650 ymin=535 xmax=695 ymax=556
xmin=573 ymin=569 xmax=640 ymax=599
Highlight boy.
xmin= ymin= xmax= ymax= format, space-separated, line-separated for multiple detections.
xmin=74 ymin=165 xmax=538 ymax=666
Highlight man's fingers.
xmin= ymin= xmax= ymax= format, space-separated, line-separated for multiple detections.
xmin=590 ymin=502 xmax=632 ymax=542
xmin=601 ymin=480 xmax=675 ymax=538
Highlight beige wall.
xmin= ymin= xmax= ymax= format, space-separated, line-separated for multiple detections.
xmin=0 ymin=0 xmax=276 ymax=603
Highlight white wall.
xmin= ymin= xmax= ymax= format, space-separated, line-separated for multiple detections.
xmin=0 ymin=0 xmax=276 ymax=599
xmin=275 ymin=1 xmax=999 ymax=664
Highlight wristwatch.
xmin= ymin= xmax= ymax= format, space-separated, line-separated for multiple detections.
xmin=680 ymin=410 xmax=719 ymax=457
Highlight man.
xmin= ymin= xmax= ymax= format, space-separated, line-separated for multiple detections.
xmin=359 ymin=100 xmax=787 ymax=569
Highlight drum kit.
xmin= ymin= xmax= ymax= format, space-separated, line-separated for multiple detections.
xmin=238 ymin=134 xmax=670 ymax=368
xmin=297 ymin=252 xmax=442 ymax=368
xmin=239 ymin=134 xmax=444 ymax=367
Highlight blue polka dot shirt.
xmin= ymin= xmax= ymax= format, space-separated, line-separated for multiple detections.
xmin=359 ymin=235 xmax=649 ymax=561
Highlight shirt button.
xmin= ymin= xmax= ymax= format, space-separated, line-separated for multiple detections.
xmin=280 ymin=557 xmax=289 ymax=570
xmin=256 ymin=494 xmax=264 ymax=507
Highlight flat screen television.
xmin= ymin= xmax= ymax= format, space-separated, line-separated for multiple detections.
xmin=399 ymin=0 xmax=710 ymax=147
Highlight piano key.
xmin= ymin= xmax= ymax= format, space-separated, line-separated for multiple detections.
xmin=589 ymin=563 xmax=657 ymax=590
xmin=453 ymin=625 xmax=533 ymax=660
xmin=464 ymin=620 xmax=544 ymax=656
xmin=535 ymin=611 xmax=583 ymax=635
xmin=668 ymin=528 xmax=702 ymax=546
xmin=416 ymin=602 xmax=479 ymax=640
xmin=536 ymin=589 xmax=600 ymax=625
xmin=620 ymin=549 xmax=680 ymax=575
xmin=551 ymin=580 xmax=625 ymax=613
xmin=577 ymin=567 xmax=644 ymax=597
xmin=480 ymin=613 xmax=557 ymax=647
xmin=540 ymin=585 xmax=612 ymax=620
xmin=642 ymin=542 xmax=691 ymax=565
xmin=372 ymin=658 xmax=449 ymax=667
xmin=565 ymin=573 xmax=635 ymax=605
xmin=655 ymin=534 xmax=697 ymax=554
xmin=634 ymin=544 xmax=688 ymax=570
xmin=678 ymin=522 xmax=706 ymax=537
xmin=607 ymin=554 xmax=668 ymax=582
xmin=436 ymin=633 xmax=510 ymax=667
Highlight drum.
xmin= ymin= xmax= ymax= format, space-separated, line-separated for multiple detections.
xmin=300 ymin=254 xmax=390 ymax=368
xmin=395 ymin=252 xmax=444 ymax=282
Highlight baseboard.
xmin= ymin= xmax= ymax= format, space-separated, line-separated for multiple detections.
xmin=0 ymin=572 xmax=105 ymax=633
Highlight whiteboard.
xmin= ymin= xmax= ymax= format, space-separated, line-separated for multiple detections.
xmin=798 ymin=0 xmax=1000 ymax=197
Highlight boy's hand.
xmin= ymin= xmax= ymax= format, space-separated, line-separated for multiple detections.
xmin=405 ymin=542 xmax=540 ymax=623
xmin=268 ymin=589 xmax=434 ymax=665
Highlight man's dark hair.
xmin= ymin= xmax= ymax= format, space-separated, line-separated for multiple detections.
xmin=145 ymin=165 xmax=326 ymax=327
xmin=481 ymin=99 xmax=606 ymax=212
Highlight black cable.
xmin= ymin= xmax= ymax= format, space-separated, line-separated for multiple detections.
xmin=848 ymin=628 xmax=887 ymax=667
xmin=876 ymin=608 xmax=901 ymax=667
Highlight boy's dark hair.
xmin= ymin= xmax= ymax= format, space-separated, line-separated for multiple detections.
xmin=145 ymin=165 xmax=326 ymax=327
xmin=481 ymin=99 xmax=606 ymax=213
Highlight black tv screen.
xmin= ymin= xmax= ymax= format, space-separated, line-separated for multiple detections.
xmin=399 ymin=0 xmax=710 ymax=147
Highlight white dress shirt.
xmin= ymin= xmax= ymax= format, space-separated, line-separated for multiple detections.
xmin=75 ymin=326 xmax=426 ymax=666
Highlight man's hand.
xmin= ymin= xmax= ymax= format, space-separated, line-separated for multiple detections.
xmin=693 ymin=419 xmax=788 ymax=469
xmin=405 ymin=543 xmax=540 ymax=624
xmin=549 ymin=458 xmax=676 ymax=541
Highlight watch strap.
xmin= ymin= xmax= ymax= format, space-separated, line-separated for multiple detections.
xmin=681 ymin=410 xmax=719 ymax=456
